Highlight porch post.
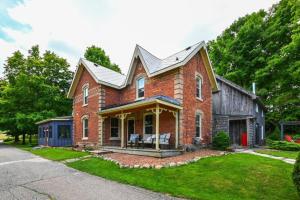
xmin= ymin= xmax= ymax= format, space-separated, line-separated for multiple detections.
xmin=155 ymin=104 xmax=160 ymax=150
xmin=175 ymin=111 xmax=179 ymax=149
xmin=121 ymin=113 xmax=125 ymax=148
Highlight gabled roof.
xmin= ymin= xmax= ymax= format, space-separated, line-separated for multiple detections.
xmin=215 ymin=75 xmax=257 ymax=98
xmin=67 ymin=41 xmax=219 ymax=98
xmin=67 ymin=58 xmax=126 ymax=97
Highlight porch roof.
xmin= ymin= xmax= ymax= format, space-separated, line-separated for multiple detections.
xmin=99 ymin=95 xmax=182 ymax=115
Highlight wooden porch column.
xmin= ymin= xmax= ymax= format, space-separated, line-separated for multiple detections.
xmin=155 ymin=104 xmax=160 ymax=150
xmin=115 ymin=112 xmax=131 ymax=148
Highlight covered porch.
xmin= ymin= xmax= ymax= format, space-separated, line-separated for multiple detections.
xmin=98 ymin=96 xmax=183 ymax=157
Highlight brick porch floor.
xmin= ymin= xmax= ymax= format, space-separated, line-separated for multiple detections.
xmin=98 ymin=149 xmax=224 ymax=168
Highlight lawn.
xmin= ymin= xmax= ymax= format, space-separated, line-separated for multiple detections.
xmin=255 ymin=149 xmax=299 ymax=159
xmin=28 ymin=148 xmax=89 ymax=161
xmin=68 ymin=153 xmax=298 ymax=200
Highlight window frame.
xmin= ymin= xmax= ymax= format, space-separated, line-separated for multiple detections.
xmin=195 ymin=113 xmax=202 ymax=138
xmin=196 ymin=75 xmax=203 ymax=100
xmin=82 ymin=85 xmax=89 ymax=106
xmin=255 ymin=103 xmax=259 ymax=113
xmin=136 ymin=76 xmax=145 ymax=100
xmin=143 ymin=113 xmax=154 ymax=135
xmin=82 ymin=117 xmax=89 ymax=139
xmin=57 ymin=125 xmax=71 ymax=139
xmin=48 ymin=125 xmax=52 ymax=138
xmin=110 ymin=117 xmax=120 ymax=139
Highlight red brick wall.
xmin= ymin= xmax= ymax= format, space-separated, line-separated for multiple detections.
xmin=73 ymin=67 xmax=100 ymax=146
xmin=182 ymin=53 xmax=212 ymax=145
xmin=120 ymin=58 xmax=176 ymax=103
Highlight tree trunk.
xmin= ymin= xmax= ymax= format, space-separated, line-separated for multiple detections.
xmin=14 ymin=134 xmax=19 ymax=143
xmin=22 ymin=133 xmax=25 ymax=145
xmin=29 ymin=133 xmax=32 ymax=144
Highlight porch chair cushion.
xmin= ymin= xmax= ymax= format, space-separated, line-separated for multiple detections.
xmin=143 ymin=134 xmax=153 ymax=144
xmin=128 ymin=134 xmax=139 ymax=143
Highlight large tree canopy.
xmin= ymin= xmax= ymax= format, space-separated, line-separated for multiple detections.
xmin=208 ymin=0 xmax=300 ymax=130
xmin=84 ymin=45 xmax=121 ymax=73
xmin=0 ymin=45 xmax=73 ymax=143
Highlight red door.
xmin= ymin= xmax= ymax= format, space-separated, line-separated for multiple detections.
xmin=241 ymin=132 xmax=248 ymax=146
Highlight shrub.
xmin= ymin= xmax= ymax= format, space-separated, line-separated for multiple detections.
xmin=268 ymin=140 xmax=300 ymax=151
xmin=267 ymin=127 xmax=281 ymax=140
xmin=293 ymin=134 xmax=300 ymax=140
xmin=293 ymin=152 xmax=300 ymax=197
xmin=212 ymin=131 xmax=230 ymax=150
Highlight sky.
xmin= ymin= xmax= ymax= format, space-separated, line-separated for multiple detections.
xmin=0 ymin=0 xmax=279 ymax=76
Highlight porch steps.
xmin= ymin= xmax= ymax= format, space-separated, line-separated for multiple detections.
xmin=89 ymin=150 xmax=113 ymax=155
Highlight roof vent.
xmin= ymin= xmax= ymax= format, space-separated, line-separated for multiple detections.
xmin=185 ymin=46 xmax=191 ymax=51
xmin=176 ymin=57 xmax=179 ymax=61
xmin=94 ymin=63 xmax=98 ymax=67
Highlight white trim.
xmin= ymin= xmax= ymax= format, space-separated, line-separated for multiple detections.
xmin=82 ymin=116 xmax=89 ymax=139
xmin=143 ymin=112 xmax=154 ymax=135
xmin=82 ymin=84 xmax=89 ymax=106
xmin=261 ymin=125 xmax=264 ymax=140
xmin=196 ymin=75 xmax=203 ymax=100
xmin=195 ymin=112 xmax=202 ymax=139
xmin=136 ymin=76 xmax=145 ymax=99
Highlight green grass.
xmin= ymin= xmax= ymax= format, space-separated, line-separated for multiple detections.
xmin=28 ymin=148 xmax=89 ymax=161
xmin=67 ymin=154 xmax=298 ymax=200
xmin=255 ymin=149 xmax=299 ymax=159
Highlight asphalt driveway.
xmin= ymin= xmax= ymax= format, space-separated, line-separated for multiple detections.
xmin=0 ymin=144 xmax=179 ymax=200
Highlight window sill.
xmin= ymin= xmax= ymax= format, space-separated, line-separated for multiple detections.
xmin=82 ymin=104 xmax=88 ymax=107
xmin=109 ymin=137 xmax=120 ymax=141
xmin=135 ymin=97 xmax=144 ymax=101
xmin=196 ymin=97 xmax=203 ymax=102
xmin=82 ymin=137 xmax=88 ymax=140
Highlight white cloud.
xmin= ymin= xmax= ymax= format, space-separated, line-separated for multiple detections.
xmin=0 ymin=0 xmax=279 ymax=76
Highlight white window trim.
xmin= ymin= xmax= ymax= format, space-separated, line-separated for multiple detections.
xmin=261 ymin=125 xmax=264 ymax=140
xmin=110 ymin=117 xmax=120 ymax=140
xmin=136 ymin=76 xmax=145 ymax=100
xmin=143 ymin=113 xmax=154 ymax=136
xmin=81 ymin=115 xmax=89 ymax=140
xmin=195 ymin=74 xmax=203 ymax=101
xmin=195 ymin=112 xmax=202 ymax=139
xmin=82 ymin=84 xmax=89 ymax=106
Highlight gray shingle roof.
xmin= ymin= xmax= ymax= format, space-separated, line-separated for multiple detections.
xmin=81 ymin=58 xmax=126 ymax=87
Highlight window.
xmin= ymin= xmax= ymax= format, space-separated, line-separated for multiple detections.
xmin=262 ymin=110 xmax=264 ymax=117
xmin=195 ymin=113 xmax=202 ymax=138
xmin=144 ymin=114 xmax=153 ymax=135
xmin=82 ymin=118 xmax=88 ymax=138
xmin=110 ymin=118 xmax=119 ymax=137
xmin=83 ymin=86 xmax=88 ymax=105
xmin=255 ymin=104 xmax=258 ymax=113
xmin=261 ymin=125 xmax=264 ymax=140
xmin=136 ymin=77 xmax=145 ymax=99
xmin=48 ymin=126 xmax=52 ymax=138
xmin=58 ymin=125 xmax=71 ymax=138
xmin=196 ymin=76 xmax=202 ymax=99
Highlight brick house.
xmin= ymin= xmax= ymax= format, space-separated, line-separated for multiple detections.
xmin=67 ymin=41 xmax=219 ymax=157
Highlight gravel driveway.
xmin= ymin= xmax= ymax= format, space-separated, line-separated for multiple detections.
xmin=0 ymin=144 xmax=180 ymax=200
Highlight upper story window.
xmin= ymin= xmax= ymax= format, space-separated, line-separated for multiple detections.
xmin=195 ymin=113 xmax=202 ymax=138
xmin=83 ymin=86 xmax=89 ymax=105
xmin=136 ymin=77 xmax=145 ymax=99
xmin=82 ymin=117 xmax=88 ymax=139
xmin=255 ymin=104 xmax=259 ymax=113
xmin=196 ymin=76 xmax=202 ymax=99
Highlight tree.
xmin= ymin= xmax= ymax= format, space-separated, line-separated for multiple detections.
xmin=208 ymin=0 xmax=300 ymax=131
xmin=0 ymin=45 xmax=73 ymax=143
xmin=84 ymin=45 xmax=121 ymax=73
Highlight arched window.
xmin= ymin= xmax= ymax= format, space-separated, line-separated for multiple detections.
xmin=83 ymin=85 xmax=89 ymax=105
xmin=136 ymin=77 xmax=145 ymax=99
xmin=82 ymin=117 xmax=88 ymax=139
xmin=196 ymin=76 xmax=202 ymax=99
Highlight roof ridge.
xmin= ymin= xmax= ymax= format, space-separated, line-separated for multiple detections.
xmin=162 ymin=41 xmax=203 ymax=60
xmin=136 ymin=44 xmax=162 ymax=61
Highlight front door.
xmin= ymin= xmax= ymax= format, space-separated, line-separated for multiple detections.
xmin=127 ymin=118 xmax=135 ymax=140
